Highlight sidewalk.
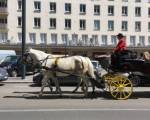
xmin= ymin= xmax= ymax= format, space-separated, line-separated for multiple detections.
xmin=2 ymin=76 xmax=33 ymax=83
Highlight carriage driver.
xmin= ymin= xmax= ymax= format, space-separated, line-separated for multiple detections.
xmin=111 ymin=33 xmax=127 ymax=67
xmin=114 ymin=33 xmax=127 ymax=53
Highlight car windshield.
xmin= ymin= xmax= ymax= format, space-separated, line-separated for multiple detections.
xmin=92 ymin=61 xmax=98 ymax=69
xmin=2 ymin=56 xmax=18 ymax=63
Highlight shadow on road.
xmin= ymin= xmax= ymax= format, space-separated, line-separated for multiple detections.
xmin=3 ymin=91 xmax=150 ymax=100
xmin=0 ymin=83 xmax=5 ymax=86
xmin=3 ymin=91 xmax=104 ymax=99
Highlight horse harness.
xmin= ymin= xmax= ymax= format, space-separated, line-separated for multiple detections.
xmin=41 ymin=56 xmax=85 ymax=77
xmin=24 ymin=52 xmax=85 ymax=77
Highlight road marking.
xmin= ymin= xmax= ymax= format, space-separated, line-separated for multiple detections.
xmin=0 ymin=108 xmax=150 ymax=112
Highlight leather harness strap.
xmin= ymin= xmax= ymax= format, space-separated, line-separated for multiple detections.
xmin=53 ymin=57 xmax=59 ymax=68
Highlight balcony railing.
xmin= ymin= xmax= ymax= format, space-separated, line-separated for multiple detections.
xmin=0 ymin=7 xmax=8 ymax=14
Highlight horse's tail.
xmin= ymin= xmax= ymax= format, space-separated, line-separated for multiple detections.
xmin=85 ymin=57 xmax=96 ymax=79
xmin=86 ymin=57 xmax=105 ymax=89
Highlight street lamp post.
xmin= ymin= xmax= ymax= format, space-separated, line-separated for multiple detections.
xmin=21 ymin=0 xmax=26 ymax=79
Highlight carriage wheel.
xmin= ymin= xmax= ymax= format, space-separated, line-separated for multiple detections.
xmin=109 ymin=75 xmax=133 ymax=100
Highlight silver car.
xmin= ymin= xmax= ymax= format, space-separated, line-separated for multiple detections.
xmin=0 ymin=67 xmax=8 ymax=81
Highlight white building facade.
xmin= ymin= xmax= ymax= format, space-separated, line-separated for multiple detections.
xmin=1 ymin=0 xmax=150 ymax=47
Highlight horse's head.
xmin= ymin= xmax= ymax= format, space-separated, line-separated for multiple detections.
xmin=22 ymin=48 xmax=35 ymax=64
xmin=22 ymin=48 xmax=44 ymax=68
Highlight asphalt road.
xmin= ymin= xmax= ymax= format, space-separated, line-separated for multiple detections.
xmin=1 ymin=81 xmax=150 ymax=120
xmin=1 ymin=109 xmax=150 ymax=120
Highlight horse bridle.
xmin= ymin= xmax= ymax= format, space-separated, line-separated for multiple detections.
xmin=23 ymin=53 xmax=52 ymax=67
xmin=22 ymin=53 xmax=35 ymax=65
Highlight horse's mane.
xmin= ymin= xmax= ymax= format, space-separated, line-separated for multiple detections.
xmin=28 ymin=48 xmax=51 ymax=60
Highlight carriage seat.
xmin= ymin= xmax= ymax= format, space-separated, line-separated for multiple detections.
xmin=111 ymin=50 xmax=137 ymax=69
xmin=115 ymin=50 xmax=137 ymax=60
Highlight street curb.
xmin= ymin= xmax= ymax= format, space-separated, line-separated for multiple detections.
xmin=1 ymin=82 xmax=33 ymax=84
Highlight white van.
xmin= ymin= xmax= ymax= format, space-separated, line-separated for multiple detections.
xmin=0 ymin=50 xmax=16 ymax=63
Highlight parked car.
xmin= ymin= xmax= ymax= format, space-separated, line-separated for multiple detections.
xmin=0 ymin=50 xmax=16 ymax=64
xmin=33 ymin=60 xmax=105 ymax=86
xmin=91 ymin=60 xmax=107 ymax=77
xmin=33 ymin=72 xmax=80 ymax=86
xmin=0 ymin=67 xmax=8 ymax=81
xmin=0 ymin=55 xmax=35 ymax=77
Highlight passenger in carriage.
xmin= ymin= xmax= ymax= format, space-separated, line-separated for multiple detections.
xmin=143 ymin=51 xmax=150 ymax=61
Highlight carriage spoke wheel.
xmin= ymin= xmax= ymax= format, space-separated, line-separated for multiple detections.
xmin=109 ymin=75 xmax=133 ymax=100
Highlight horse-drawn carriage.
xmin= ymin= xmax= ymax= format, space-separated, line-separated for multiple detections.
xmin=102 ymin=50 xmax=150 ymax=100
xmin=22 ymin=48 xmax=150 ymax=100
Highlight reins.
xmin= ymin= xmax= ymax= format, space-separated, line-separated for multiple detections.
xmin=39 ymin=55 xmax=70 ymax=67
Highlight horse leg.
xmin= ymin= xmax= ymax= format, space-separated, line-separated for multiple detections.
xmin=51 ymin=73 xmax=62 ymax=95
xmin=83 ymin=82 xmax=88 ymax=97
xmin=81 ymin=76 xmax=88 ymax=97
xmin=72 ymin=77 xmax=82 ymax=93
xmin=47 ymin=79 xmax=53 ymax=92
xmin=89 ymin=79 xmax=96 ymax=94
xmin=39 ymin=76 xmax=48 ymax=97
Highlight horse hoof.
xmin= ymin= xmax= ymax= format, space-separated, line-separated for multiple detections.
xmin=72 ymin=90 xmax=77 ymax=93
xmin=39 ymin=93 xmax=43 ymax=97
xmin=50 ymin=88 xmax=53 ymax=92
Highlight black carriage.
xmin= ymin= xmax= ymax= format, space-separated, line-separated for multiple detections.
xmin=102 ymin=50 xmax=150 ymax=100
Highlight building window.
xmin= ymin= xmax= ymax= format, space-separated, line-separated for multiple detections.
xmin=101 ymin=35 xmax=107 ymax=46
xmin=148 ymin=36 xmax=150 ymax=46
xmin=122 ymin=21 xmax=128 ymax=31
xmin=34 ymin=1 xmax=41 ymax=12
xmin=130 ymin=36 xmax=136 ymax=47
xmin=65 ymin=3 xmax=71 ymax=14
xmin=148 ymin=8 xmax=150 ymax=17
xmin=0 ymin=33 xmax=7 ymax=43
xmin=108 ymin=6 xmax=114 ymax=16
xmin=17 ymin=0 xmax=22 ymax=11
xmin=62 ymin=34 xmax=68 ymax=45
xmin=80 ymin=4 xmax=86 ymax=14
xmin=18 ymin=17 xmax=22 ymax=27
xmin=0 ymin=18 xmax=7 ymax=24
xmin=135 ymin=7 xmax=141 ymax=17
xmin=71 ymin=34 xmax=77 ymax=46
xmin=111 ymin=35 xmax=117 ymax=46
xmin=80 ymin=19 xmax=86 ymax=30
xmin=34 ymin=18 xmax=41 ymax=28
xmin=0 ymin=0 xmax=7 ymax=7
xmin=51 ymin=34 xmax=57 ymax=45
xmin=91 ymin=35 xmax=99 ymax=46
xmin=94 ymin=20 xmax=100 ymax=30
xmin=50 ymin=18 xmax=56 ymax=29
xmin=139 ymin=36 xmax=145 ymax=46
xmin=50 ymin=2 xmax=56 ymax=13
xmin=18 ymin=32 xmax=22 ymax=43
xmin=65 ymin=19 xmax=71 ymax=29
xmin=122 ymin=6 xmax=128 ymax=16
xmin=82 ymin=34 xmax=88 ymax=46
xmin=135 ymin=0 xmax=141 ymax=2
xmin=122 ymin=0 xmax=128 ymax=2
xmin=40 ymin=33 xmax=47 ymax=44
xmin=29 ymin=33 xmax=36 ymax=44
xmin=135 ymin=21 xmax=141 ymax=32
xmin=148 ymin=22 xmax=150 ymax=32
xmin=94 ymin=5 xmax=100 ymax=15
xmin=108 ymin=20 xmax=114 ymax=31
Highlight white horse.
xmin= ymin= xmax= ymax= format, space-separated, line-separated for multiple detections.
xmin=23 ymin=48 xmax=103 ymax=96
